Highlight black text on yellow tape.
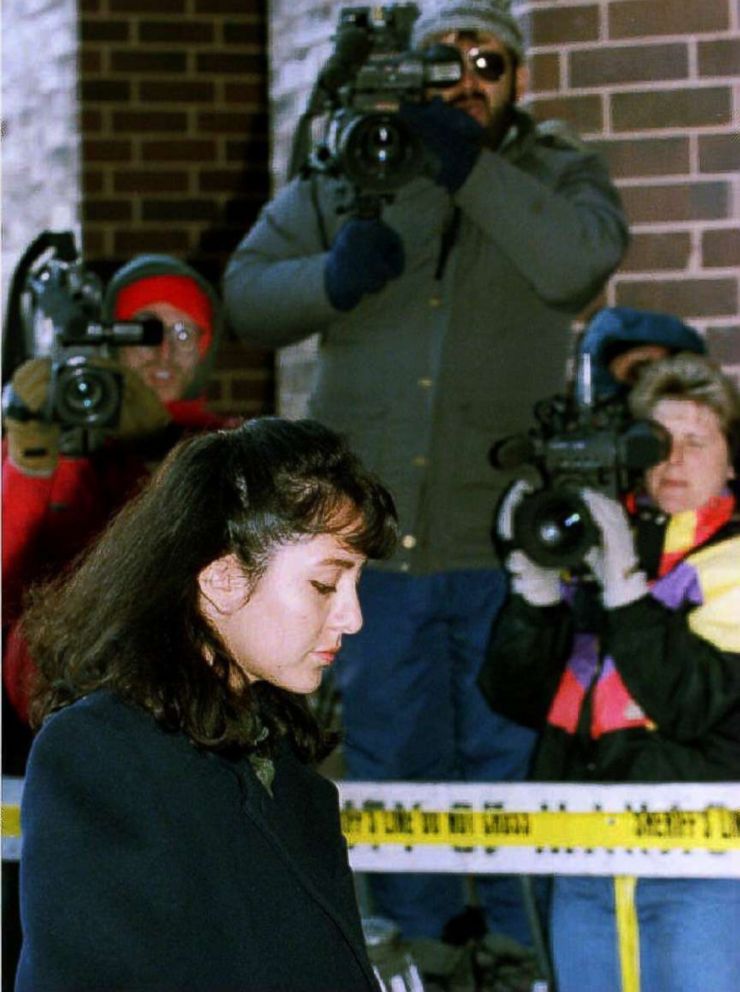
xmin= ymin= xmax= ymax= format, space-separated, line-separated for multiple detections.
xmin=340 ymin=805 xmax=740 ymax=852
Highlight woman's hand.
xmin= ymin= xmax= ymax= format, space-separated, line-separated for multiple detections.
xmin=581 ymin=488 xmax=648 ymax=608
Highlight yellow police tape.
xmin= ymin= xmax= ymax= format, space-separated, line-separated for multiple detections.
xmin=340 ymin=805 xmax=740 ymax=851
xmin=2 ymin=805 xmax=21 ymax=839
xmin=4 ymin=796 xmax=740 ymax=852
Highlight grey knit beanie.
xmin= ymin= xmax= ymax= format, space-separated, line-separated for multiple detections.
xmin=412 ymin=0 xmax=525 ymax=61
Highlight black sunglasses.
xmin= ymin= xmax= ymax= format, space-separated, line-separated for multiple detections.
xmin=465 ymin=47 xmax=509 ymax=83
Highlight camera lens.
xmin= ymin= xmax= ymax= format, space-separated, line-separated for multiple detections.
xmin=514 ymin=488 xmax=598 ymax=569
xmin=338 ymin=112 xmax=424 ymax=194
xmin=54 ymin=360 xmax=120 ymax=428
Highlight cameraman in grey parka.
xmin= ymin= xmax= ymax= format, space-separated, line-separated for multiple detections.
xmin=223 ymin=0 xmax=629 ymax=955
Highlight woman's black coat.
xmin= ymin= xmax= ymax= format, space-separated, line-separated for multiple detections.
xmin=16 ymin=691 xmax=379 ymax=991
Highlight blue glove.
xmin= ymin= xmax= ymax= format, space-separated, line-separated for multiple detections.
xmin=324 ymin=218 xmax=405 ymax=312
xmin=399 ymin=98 xmax=484 ymax=192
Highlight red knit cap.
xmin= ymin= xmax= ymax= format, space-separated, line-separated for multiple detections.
xmin=113 ymin=275 xmax=213 ymax=356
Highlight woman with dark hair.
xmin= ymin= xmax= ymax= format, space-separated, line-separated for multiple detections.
xmin=479 ymin=353 xmax=739 ymax=992
xmin=15 ymin=417 xmax=398 ymax=992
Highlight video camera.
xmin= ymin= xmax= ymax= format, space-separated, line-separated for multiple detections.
xmin=489 ymin=354 xmax=671 ymax=569
xmin=303 ymin=4 xmax=462 ymax=210
xmin=3 ymin=231 xmax=162 ymax=454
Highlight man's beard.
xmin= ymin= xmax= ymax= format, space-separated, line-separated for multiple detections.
xmin=450 ymin=75 xmax=518 ymax=150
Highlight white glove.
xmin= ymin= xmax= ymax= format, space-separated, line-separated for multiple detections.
xmin=581 ymin=488 xmax=648 ymax=609
xmin=498 ymin=481 xmax=561 ymax=606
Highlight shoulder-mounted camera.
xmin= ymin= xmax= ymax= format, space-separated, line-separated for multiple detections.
xmin=290 ymin=4 xmax=462 ymax=213
xmin=2 ymin=231 xmax=162 ymax=455
xmin=489 ymin=352 xmax=671 ymax=569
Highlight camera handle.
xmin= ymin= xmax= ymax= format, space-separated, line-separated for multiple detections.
xmin=2 ymin=231 xmax=80 ymax=387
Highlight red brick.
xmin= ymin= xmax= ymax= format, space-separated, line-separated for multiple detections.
xmin=223 ymin=197 xmax=268 ymax=224
xmin=527 ymin=95 xmax=603 ymax=133
xmin=609 ymin=1 xmax=728 ymax=39
xmin=197 ymin=110 xmax=267 ymax=134
xmin=79 ymin=50 xmax=103 ymax=73
xmin=222 ymin=81 xmax=267 ymax=105
xmin=704 ymin=326 xmax=740 ymax=364
xmin=217 ymin=344 xmax=273 ymax=366
xmin=80 ymin=20 xmax=130 ymax=42
xmin=612 ymin=88 xmax=731 ymax=131
xmin=140 ymin=139 xmax=217 ymax=161
xmin=114 ymin=230 xmax=192 ymax=255
xmin=523 ymin=5 xmax=599 ymax=46
xmin=83 ymin=230 xmax=106 ymax=256
xmin=83 ymin=139 xmax=133 ymax=162
xmin=141 ymin=199 xmax=218 ymax=222
xmin=615 ymin=278 xmax=736 ymax=319
xmin=199 ymin=169 xmax=270 ymax=194
xmin=83 ymin=170 xmax=106 ymax=195
xmin=591 ymin=137 xmax=690 ymax=179
xmin=111 ymin=50 xmax=187 ymax=73
xmin=113 ymin=110 xmax=189 ymax=132
xmin=80 ymin=77 xmax=131 ymax=103
xmin=194 ymin=0 xmax=262 ymax=12
xmin=619 ymin=182 xmax=729 ymax=224
xmin=528 ymin=52 xmax=560 ymax=92
xmin=198 ymin=226 xmax=255 ymax=254
xmin=109 ymin=0 xmax=186 ymax=12
xmin=83 ymin=199 xmax=133 ymax=222
xmin=139 ymin=80 xmax=215 ymax=103
xmin=81 ymin=108 xmax=104 ymax=132
xmin=699 ymin=134 xmax=740 ymax=174
xmin=222 ymin=21 xmax=266 ymax=46
xmin=224 ymin=138 xmax=270 ymax=163
xmin=619 ymin=232 xmax=691 ymax=272
xmin=113 ymin=170 xmax=189 ymax=193
xmin=196 ymin=52 xmax=265 ymax=75
xmin=570 ymin=44 xmax=688 ymax=87
xmin=138 ymin=21 xmax=215 ymax=45
xmin=230 ymin=376 xmax=274 ymax=404
xmin=698 ymin=39 xmax=740 ymax=77
xmin=702 ymin=229 xmax=740 ymax=268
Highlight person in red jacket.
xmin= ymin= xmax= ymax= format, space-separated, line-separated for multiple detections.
xmin=3 ymin=253 xmax=237 ymax=747
xmin=2 ymin=253 xmax=240 ymax=989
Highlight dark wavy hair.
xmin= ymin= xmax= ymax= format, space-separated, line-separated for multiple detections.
xmin=24 ymin=417 xmax=398 ymax=764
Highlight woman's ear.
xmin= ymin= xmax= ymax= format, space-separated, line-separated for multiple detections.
xmin=197 ymin=554 xmax=249 ymax=616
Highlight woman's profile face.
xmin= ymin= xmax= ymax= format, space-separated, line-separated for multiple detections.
xmin=645 ymin=398 xmax=733 ymax=514
xmin=200 ymin=531 xmax=365 ymax=694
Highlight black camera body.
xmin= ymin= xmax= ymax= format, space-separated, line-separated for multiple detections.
xmin=490 ymin=357 xmax=670 ymax=569
xmin=311 ymin=4 xmax=461 ymax=203
xmin=9 ymin=232 xmax=162 ymax=454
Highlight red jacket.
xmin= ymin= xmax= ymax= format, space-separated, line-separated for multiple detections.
xmin=2 ymin=399 xmax=239 ymax=728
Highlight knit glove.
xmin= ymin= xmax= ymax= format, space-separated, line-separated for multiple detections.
xmin=2 ymin=358 xmax=60 ymax=476
xmin=581 ymin=488 xmax=648 ymax=609
xmin=399 ymin=97 xmax=484 ymax=192
xmin=114 ymin=364 xmax=171 ymax=440
xmin=498 ymin=480 xmax=562 ymax=606
xmin=324 ymin=218 xmax=405 ymax=312
xmin=3 ymin=357 xmax=170 ymax=476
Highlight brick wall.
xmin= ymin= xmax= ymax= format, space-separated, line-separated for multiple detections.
xmin=268 ymin=0 xmax=739 ymax=415
xmin=2 ymin=0 xmax=274 ymax=417
xmin=78 ymin=0 xmax=274 ymax=416
xmin=520 ymin=0 xmax=739 ymax=376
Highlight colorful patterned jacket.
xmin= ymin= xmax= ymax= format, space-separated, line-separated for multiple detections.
xmin=478 ymin=491 xmax=740 ymax=782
